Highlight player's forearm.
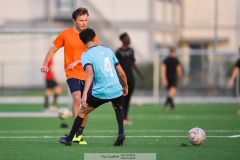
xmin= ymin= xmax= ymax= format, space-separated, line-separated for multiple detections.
xmin=120 ymin=74 xmax=128 ymax=89
xmin=75 ymin=59 xmax=82 ymax=64
xmin=133 ymin=64 xmax=142 ymax=77
xmin=230 ymin=67 xmax=239 ymax=80
xmin=43 ymin=49 xmax=55 ymax=66
xmin=83 ymin=73 xmax=93 ymax=96
xmin=161 ymin=65 xmax=166 ymax=81
xmin=177 ymin=66 xmax=182 ymax=81
xmin=83 ymin=65 xmax=94 ymax=96
xmin=115 ymin=65 xmax=128 ymax=89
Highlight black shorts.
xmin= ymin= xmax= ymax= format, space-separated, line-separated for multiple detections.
xmin=87 ymin=94 xmax=122 ymax=108
xmin=46 ymin=80 xmax=58 ymax=89
xmin=66 ymin=78 xmax=85 ymax=94
xmin=167 ymin=77 xmax=177 ymax=89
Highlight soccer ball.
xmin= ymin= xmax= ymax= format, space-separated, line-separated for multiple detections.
xmin=57 ymin=107 xmax=72 ymax=120
xmin=188 ymin=127 xmax=206 ymax=146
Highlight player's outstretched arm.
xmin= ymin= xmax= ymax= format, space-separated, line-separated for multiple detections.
xmin=115 ymin=64 xmax=128 ymax=96
xmin=67 ymin=60 xmax=82 ymax=70
xmin=177 ymin=64 xmax=182 ymax=81
xmin=132 ymin=63 xmax=144 ymax=80
xmin=82 ymin=65 xmax=94 ymax=107
xmin=161 ymin=64 xmax=168 ymax=87
xmin=229 ymin=67 xmax=239 ymax=88
xmin=41 ymin=45 xmax=58 ymax=73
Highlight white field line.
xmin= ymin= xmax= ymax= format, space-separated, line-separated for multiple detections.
xmin=0 ymin=135 xmax=240 ymax=139
xmin=0 ymin=130 xmax=240 ymax=133
xmin=0 ymin=113 xmax=239 ymax=120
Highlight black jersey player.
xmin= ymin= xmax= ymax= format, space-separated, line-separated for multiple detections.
xmin=161 ymin=48 xmax=182 ymax=111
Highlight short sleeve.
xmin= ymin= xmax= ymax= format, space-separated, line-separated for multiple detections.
xmin=81 ymin=53 xmax=92 ymax=70
xmin=131 ymin=48 xmax=136 ymax=62
xmin=115 ymin=49 xmax=120 ymax=58
xmin=235 ymin=59 xmax=240 ymax=69
xmin=163 ymin=58 xmax=167 ymax=65
xmin=176 ymin=58 xmax=180 ymax=65
xmin=53 ymin=32 xmax=65 ymax=49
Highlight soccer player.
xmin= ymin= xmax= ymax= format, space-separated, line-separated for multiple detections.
xmin=161 ymin=48 xmax=182 ymax=111
xmin=41 ymin=7 xmax=98 ymax=144
xmin=228 ymin=48 xmax=240 ymax=115
xmin=229 ymin=50 xmax=240 ymax=89
xmin=43 ymin=59 xmax=61 ymax=112
xmin=115 ymin=32 xmax=144 ymax=125
xmin=58 ymin=28 xmax=128 ymax=146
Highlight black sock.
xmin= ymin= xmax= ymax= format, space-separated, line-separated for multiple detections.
xmin=76 ymin=127 xmax=85 ymax=136
xmin=169 ymin=97 xmax=175 ymax=108
xmin=164 ymin=97 xmax=171 ymax=106
xmin=53 ymin=94 xmax=58 ymax=106
xmin=44 ymin=96 xmax=49 ymax=108
xmin=67 ymin=116 xmax=84 ymax=141
xmin=114 ymin=107 xmax=124 ymax=135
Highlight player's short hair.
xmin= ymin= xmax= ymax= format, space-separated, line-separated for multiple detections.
xmin=169 ymin=47 xmax=176 ymax=53
xmin=119 ymin=32 xmax=128 ymax=41
xmin=72 ymin=7 xmax=89 ymax=20
xmin=79 ymin=28 xmax=96 ymax=44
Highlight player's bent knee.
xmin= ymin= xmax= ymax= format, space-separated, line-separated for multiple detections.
xmin=113 ymin=104 xmax=123 ymax=111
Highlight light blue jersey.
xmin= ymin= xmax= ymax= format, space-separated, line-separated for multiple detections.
xmin=81 ymin=46 xmax=122 ymax=99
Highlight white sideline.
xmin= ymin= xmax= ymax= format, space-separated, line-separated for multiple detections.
xmin=0 ymin=112 xmax=239 ymax=119
xmin=0 ymin=130 xmax=240 ymax=133
xmin=0 ymin=135 xmax=239 ymax=139
xmin=0 ymin=96 xmax=239 ymax=104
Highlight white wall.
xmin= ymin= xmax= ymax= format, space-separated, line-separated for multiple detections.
xmin=182 ymin=0 xmax=240 ymax=48
xmin=0 ymin=0 xmax=46 ymax=21
xmin=0 ymin=0 xmax=239 ymax=87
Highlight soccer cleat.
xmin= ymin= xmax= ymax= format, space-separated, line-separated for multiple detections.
xmin=58 ymin=136 xmax=72 ymax=146
xmin=237 ymin=109 xmax=240 ymax=116
xmin=79 ymin=135 xmax=87 ymax=145
xmin=72 ymin=134 xmax=87 ymax=144
xmin=161 ymin=105 xmax=167 ymax=111
xmin=113 ymin=134 xmax=125 ymax=146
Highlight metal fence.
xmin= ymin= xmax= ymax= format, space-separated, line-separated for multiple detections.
xmin=0 ymin=31 xmax=239 ymax=104
xmin=152 ymin=48 xmax=240 ymax=102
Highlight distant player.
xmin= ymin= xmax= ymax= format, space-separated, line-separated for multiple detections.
xmin=58 ymin=28 xmax=128 ymax=146
xmin=161 ymin=48 xmax=182 ymax=111
xmin=115 ymin=32 xmax=144 ymax=125
xmin=44 ymin=59 xmax=61 ymax=112
xmin=228 ymin=47 xmax=240 ymax=115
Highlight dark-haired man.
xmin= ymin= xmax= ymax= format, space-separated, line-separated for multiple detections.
xmin=115 ymin=32 xmax=144 ymax=125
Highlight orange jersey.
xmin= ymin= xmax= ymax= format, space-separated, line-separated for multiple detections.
xmin=53 ymin=27 xmax=99 ymax=80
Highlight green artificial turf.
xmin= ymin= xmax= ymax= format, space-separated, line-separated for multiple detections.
xmin=0 ymin=103 xmax=239 ymax=160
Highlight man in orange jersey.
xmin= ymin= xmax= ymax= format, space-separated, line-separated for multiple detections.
xmin=41 ymin=7 xmax=98 ymax=144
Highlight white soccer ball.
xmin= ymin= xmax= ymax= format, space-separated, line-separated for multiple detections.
xmin=188 ymin=127 xmax=206 ymax=146
xmin=57 ymin=107 xmax=72 ymax=120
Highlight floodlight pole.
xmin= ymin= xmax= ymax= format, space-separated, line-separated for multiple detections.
xmin=214 ymin=0 xmax=218 ymax=53
xmin=150 ymin=0 xmax=159 ymax=104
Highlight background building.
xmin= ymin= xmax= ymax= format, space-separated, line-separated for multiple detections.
xmin=0 ymin=0 xmax=239 ymax=101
